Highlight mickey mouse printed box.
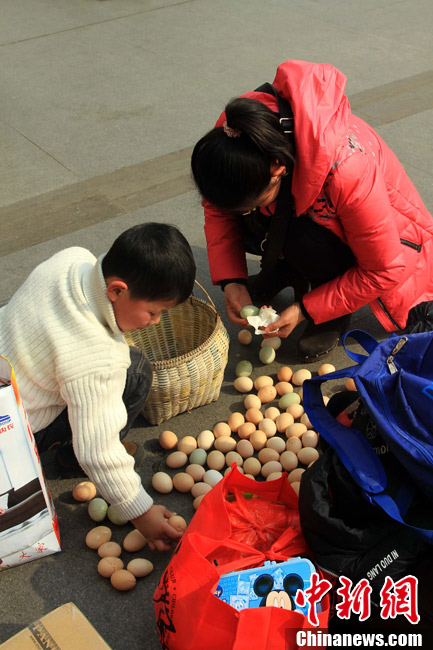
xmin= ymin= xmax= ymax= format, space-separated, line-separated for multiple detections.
xmin=215 ymin=558 xmax=315 ymax=614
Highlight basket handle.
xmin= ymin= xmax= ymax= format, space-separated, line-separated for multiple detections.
xmin=193 ymin=280 xmax=217 ymax=310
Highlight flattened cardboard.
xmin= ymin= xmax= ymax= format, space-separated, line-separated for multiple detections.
xmin=0 ymin=603 xmax=112 ymax=649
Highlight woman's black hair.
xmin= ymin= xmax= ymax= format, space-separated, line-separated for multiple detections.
xmin=102 ymin=222 xmax=196 ymax=304
xmin=191 ymin=97 xmax=295 ymax=210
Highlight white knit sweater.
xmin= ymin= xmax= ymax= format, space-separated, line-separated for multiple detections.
xmin=0 ymin=247 xmax=153 ymax=520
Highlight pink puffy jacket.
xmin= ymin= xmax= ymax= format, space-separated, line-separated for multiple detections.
xmin=203 ymin=60 xmax=433 ymax=331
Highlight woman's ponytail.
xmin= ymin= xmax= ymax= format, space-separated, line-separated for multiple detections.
xmin=191 ymin=98 xmax=294 ymax=210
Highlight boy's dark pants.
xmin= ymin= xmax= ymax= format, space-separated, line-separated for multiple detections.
xmin=34 ymin=347 xmax=152 ymax=452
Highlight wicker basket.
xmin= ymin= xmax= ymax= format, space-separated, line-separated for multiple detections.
xmin=124 ymin=282 xmax=230 ymax=425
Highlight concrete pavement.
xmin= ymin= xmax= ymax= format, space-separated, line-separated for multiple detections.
xmin=0 ymin=0 xmax=432 ymax=648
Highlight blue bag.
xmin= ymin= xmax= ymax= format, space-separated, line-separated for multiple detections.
xmin=302 ymin=329 xmax=433 ymax=544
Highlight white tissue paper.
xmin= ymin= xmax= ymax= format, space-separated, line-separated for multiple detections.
xmin=247 ymin=307 xmax=280 ymax=335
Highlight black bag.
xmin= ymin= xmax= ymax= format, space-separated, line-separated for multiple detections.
xmin=298 ymin=393 xmax=429 ymax=603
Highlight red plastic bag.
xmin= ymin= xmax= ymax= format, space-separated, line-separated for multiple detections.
xmin=153 ymin=468 xmax=330 ymax=650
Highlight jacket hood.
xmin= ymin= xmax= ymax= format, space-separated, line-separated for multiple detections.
xmin=272 ymin=60 xmax=351 ymax=215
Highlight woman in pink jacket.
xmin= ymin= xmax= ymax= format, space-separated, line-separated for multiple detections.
xmin=191 ymin=60 xmax=433 ymax=360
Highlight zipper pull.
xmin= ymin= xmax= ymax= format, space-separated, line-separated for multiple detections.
xmin=387 ymin=336 xmax=408 ymax=374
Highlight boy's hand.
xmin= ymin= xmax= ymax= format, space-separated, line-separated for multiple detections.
xmin=131 ymin=505 xmax=183 ymax=551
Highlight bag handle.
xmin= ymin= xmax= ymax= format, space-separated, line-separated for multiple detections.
xmin=341 ymin=329 xmax=380 ymax=363
xmin=302 ymin=369 xmax=387 ymax=493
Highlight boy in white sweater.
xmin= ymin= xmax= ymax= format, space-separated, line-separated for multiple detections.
xmin=0 ymin=222 xmax=196 ymax=551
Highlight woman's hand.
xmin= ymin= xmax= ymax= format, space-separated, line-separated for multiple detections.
xmin=263 ymin=302 xmax=306 ymax=338
xmin=131 ymin=504 xmax=183 ymax=551
xmin=223 ymin=283 xmax=252 ymax=326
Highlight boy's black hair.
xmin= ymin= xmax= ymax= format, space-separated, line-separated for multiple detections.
xmin=191 ymin=97 xmax=295 ymax=210
xmin=102 ymin=222 xmax=196 ymax=304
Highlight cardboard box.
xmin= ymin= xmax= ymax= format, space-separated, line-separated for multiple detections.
xmin=0 ymin=357 xmax=60 ymax=570
xmin=0 ymin=603 xmax=112 ymax=649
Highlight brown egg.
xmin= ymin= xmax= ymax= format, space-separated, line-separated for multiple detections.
xmin=300 ymin=413 xmax=314 ymax=430
xmin=243 ymin=457 xmax=262 ymax=477
xmin=110 ymin=569 xmax=136 ymax=591
xmin=237 ymin=422 xmax=256 ymax=439
xmin=244 ymin=394 xmax=262 ymax=410
xmin=225 ymin=451 xmax=243 ymax=468
xmin=250 ymin=430 xmax=267 ymax=451
xmin=258 ymin=418 xmax=277 ymax=438
xmin=264 ymin=406 xmax=280 ymax=421
xmin=127 ymin=558 xmax=154 ymax=578
xmin=207 ymin=450 xmax=225 ymax=471
xmin=234 ymin=376 xmax=254 ymax=393
xmin=185 ymin=463 xmax=206 ymax=481
xmin=123 ymin=529 xmax=147 ymax=552
xmin=292 ymin=369 xmax=312 ymax=386
xmin=152 ymin=472 xmax=173 ymax=494
xmin=318 ymin=363 xmax=336 ymax=376
xmin=254 ymin=375 xmax=274 ymax=391
xmin=214 ymin=436 xmax=237 ymax=453
xmin=288 ymin=468 xmax=305 ymax=484
xmin=275 ymin=381 xmax=293 ymax=396
xmin=286 ymin=403 xmax=304 ymax=420
xmin=257 ymin=385 xmax=277 ymax=403
xmin=213 ymin=422 xmax=232 ymax=438
xmin=280 ymin=450 xmax=298 ymax=472
xmin=97 ymin=541 xmax=122 ymax=558
xmin=166 ymin=451 xmax=188 ymax=469
xmin=285 ymin=423 xmax=308 ymax=439
xmin=177 ymin=436 xmax=197 ymax=455
xmin=266 ymin=436 xmax=286 ymax=454
xmin=172 ymin=472 xmax=195 ymax=492
xmin=258 ymin=447 xmax=280 ymax=464
xmin=261 ymin=460 xmax=283 ymax=478
xmin=238 ymin=329 xmax=253 ymax=345
xmin=191 ymin=482 xmax=212 ymax=498
xmin=277 ymin=366 xmax=293 ymax=382
xmin=159 ymin=430 xmax=178 ymax=450
xmin=276 ymin=412 xmax=294 ymax=433
xmin=298 ymin=447 xmax=320 ymax=466
xmin=236 ymin=439 xmax=255 ymax=459
xmin=302 ymin=430 xmax=319 ymax=448
xmin=85 ymin=525 xmax=112 ymax=550
xmin=97 ymin=556 xmax=124 ymax=577
xmin=228 ymin=412 xmax=245 ymax=432
xmin=261 ymin=336 xmax=281 ymax=350
xmin=286 ymin=437 xmax=302 ymax=454
xmin=193 ymin=494 xmax=206 ymax=510
xmin=73 ymin=481 xmax=97 ymax=502
xmin=197 ymin=430 xmax=215 ymax=450
xmin=245 ymin=408 xmax=263 ymax=425
xmin=291 ymin=481 xmax=301 ymax=496
xmin=168 ymin=515 xmax=187 ymax=532
xmin=345 ymin=377 xmax=357 ymax=391
xmin=266 ymin=472 xmax=283 ymax=481
xmin=224 ymin=465 xmax=244 ymax=476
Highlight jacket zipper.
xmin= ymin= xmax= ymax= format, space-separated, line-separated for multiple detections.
xmin=377 ymin=298 xmax=400 ymax=330
xmin=400 ymin=238 xmax=422 ymax=252
xmin=376 ymin=239 xmax=422 ymax=328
